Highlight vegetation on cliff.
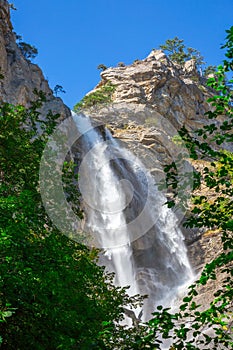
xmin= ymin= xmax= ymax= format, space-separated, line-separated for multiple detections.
xmin=74 ymin=82 xmax=116 ymax=111
xmin=159 ymin=36 xmax=205 ymax=69
xmin=159 ymin=36 xmax=220 ymax=80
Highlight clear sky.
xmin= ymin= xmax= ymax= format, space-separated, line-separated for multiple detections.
xmin=11 ymin=0 xmax=233 ymax=109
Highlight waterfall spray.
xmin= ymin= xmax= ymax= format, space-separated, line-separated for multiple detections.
xmin=73 ymin=112 xmax=194 ymax=321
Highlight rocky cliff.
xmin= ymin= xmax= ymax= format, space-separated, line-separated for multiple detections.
xmin=86 ymin=49 xmax=212 ymax=128
xmin=78 ymin=48 xmax=215 ymax=178
xmin=75 ymin=46 xmax=223 ymax=309
xmin=0 ymin=0 xmax=70 ymax=119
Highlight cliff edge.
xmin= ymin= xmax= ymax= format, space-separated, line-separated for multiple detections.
xmin=0 ymin=0 xmax=70 ymax=118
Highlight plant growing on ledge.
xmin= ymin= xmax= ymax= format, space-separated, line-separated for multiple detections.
xmin=53 ymin=84 xmax=66 ymax=97
xmin=73 ymin=82 xmax=116 ymax=111
xmin=160 ymin=36 xmax=205 ymax=70
xmin=117 ymin=62 xmax=126 ymax=67
xmin=17 ymin=41 xmax=38 ymax=61
xmin=16 ymin=34 xmax=38 ymax=61
xmin=97 ymin=63 xmax=108 ymax=71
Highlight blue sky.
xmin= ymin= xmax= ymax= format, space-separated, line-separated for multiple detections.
xmin=11 ymin=0 xmax=233 ymax=109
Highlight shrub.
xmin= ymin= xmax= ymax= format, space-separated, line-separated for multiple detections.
xmin=74 ymin=82 xmax=115 ymax=111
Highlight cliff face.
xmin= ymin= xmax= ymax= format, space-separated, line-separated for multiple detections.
xmin=0 ymin=0 xmax=70 ymax=118
xmin=82 ymin=49 xmax=215 ymax=179
xmin=91 ymin=49 xmax=212 ymax=129
xmin=76 ymin=47 xmax=222 ymax=307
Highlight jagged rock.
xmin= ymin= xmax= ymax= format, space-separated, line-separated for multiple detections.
xmin=183 ymin=58 xmax=198 ymax=75
xmin=0 ymin=0 xmax=70 ymax=119
xmin=96 ymin=49 xmax=210 ymax=130
xmin=78 ymin=46 xmax=224 ymax=309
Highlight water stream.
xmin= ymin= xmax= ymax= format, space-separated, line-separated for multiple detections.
xmin=73 ymin=112 xmax=193 ymax=321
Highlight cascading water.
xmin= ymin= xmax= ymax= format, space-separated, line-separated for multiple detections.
xmin=73 ymin=112 xmax=139 ymax=298
xmin=72 ymin=112 xmax=193 ymax=321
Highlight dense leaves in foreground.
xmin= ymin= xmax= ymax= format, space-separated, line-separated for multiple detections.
xmin=0 ymin=93 xmax=142 ymax=349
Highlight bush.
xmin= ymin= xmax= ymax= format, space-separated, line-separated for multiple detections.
xmin=74 ymin=82 xmax=115 ymax=111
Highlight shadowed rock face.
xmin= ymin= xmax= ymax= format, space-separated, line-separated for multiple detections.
xmin=0 ymin=0 xmax=70 ymax=119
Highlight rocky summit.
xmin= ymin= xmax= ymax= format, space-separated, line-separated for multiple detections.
xmin=88 ymin=49 xmax=213 ymax=129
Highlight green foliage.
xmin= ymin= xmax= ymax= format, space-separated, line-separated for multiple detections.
xmin=160 ymin=36 xmax=187 ymax=65
xmin=149 ymin=27 xmax=233 ymax=349
xmin=97 ymin=64 xmax=108 ymax=71
xmin=204 ymin=65 xmax=217 ymax=77
xmin=117 ymin=62 xmax=126 ymax=67
xmin=53 ymin=84 xmax=66 ymax=97
xmin=160 ymin=36 xmax=205 ymax=68
xmin=2 ymin=18 xmax=232 ymax=350
xmin=73 ymin=82 xmax=115 ymax=111
xmin=0 ymin=95 xmax=141 ymax=349
xmin=17 ymin=40 xmax=38 ymax=60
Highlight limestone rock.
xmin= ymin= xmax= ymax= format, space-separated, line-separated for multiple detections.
xmin=94 ymin=49 xmax=211 ymax=132
xmin=183 ymin=58 xmax=198 ymax=75
xmin=0 ymin=0 xmax=70 ymax=119
xmin=78 ymin=44 xmax=223 ymax=308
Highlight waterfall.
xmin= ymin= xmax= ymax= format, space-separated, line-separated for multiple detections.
xmin=72 ymin=112 xmax=193 ymax=321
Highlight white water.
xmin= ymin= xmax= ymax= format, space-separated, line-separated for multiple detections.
xmin=73 ymin=112 xmax=193 ymax=321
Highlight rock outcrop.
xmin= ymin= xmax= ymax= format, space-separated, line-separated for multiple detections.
xmin=79 ymin=48 xmax=215 ymax=205
xmin=92 ymin=49 xmax=212 ymax=130
xmin=0 ymin=0 xmax=70 ymax=119
xmin=77 ymin=46 xmax=224 ymax=309
xmin=80 ymin=48 xmax=215 ymax=184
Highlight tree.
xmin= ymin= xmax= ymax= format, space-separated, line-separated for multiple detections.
xmin=17 ymin=41 xmax=38 ymax=60
xmin=97 ymin=63 xmax=108 ymax=71
xmin=160 ymin=36 xmax=205 ymax=70
xmin=160 ymin=36 xmax=188 ymax=65
xmin=139 ymin=27 xmax=233 ymax=349
xmin=53 ymin=84 xmax=66 ymax=97
xmin=187 ymin=47 xmax=205 ymax=68
xmin=0 ymin=94 xmax=142 ymax=349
